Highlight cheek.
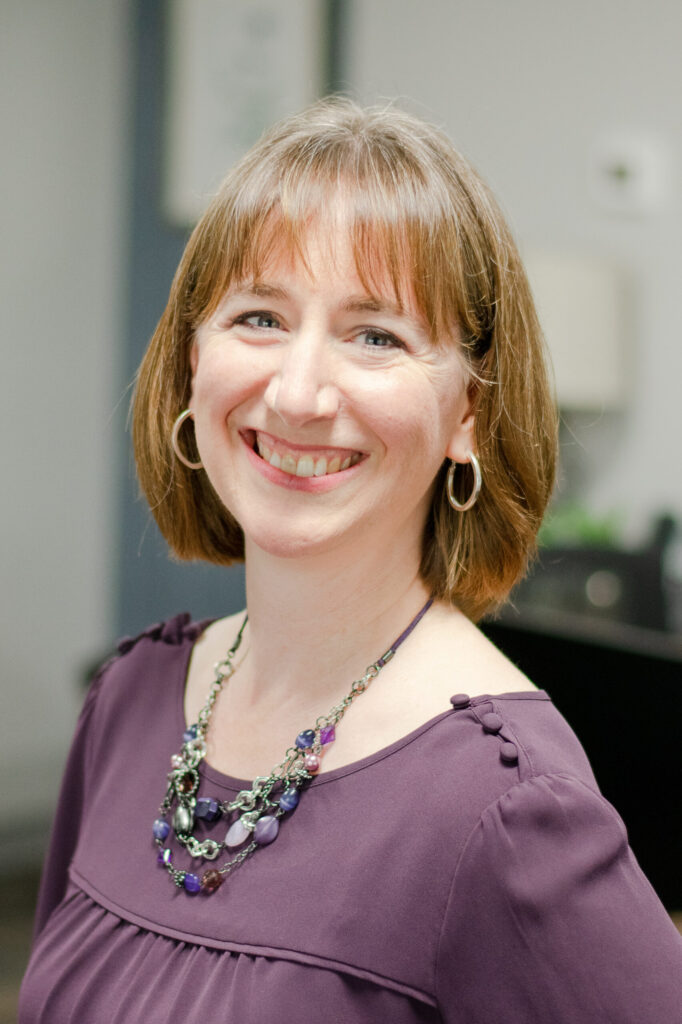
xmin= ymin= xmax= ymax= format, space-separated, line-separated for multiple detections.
xmin=352 ymin=374 xmax=457 ymax=455
xmin=192 ymin=346 xmax=266 ymax=418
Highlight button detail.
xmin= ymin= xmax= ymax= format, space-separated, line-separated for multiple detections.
xmin=481 ymin=712 xmax=503 ymax=734
xmin=450 ymin=694 xmax=471 ymax=709
xmin=500 ymin=741 xmax=519 ymax=765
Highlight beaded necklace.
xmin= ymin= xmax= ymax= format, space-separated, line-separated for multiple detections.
xmin=152 ymin=598 xmax=433 ymax=894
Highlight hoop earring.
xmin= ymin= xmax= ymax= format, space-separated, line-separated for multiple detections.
xmin=171 ymin=409 xmax=203 ymax=470
xmin=446 ymin=451 xmax=481 ymax=511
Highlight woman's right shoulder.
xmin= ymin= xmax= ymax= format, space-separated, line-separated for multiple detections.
xmin=90 ymin=612 xmax=213 ymax=704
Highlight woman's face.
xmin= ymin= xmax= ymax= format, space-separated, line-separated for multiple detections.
xmin=190 ymin=220 xmax=474 ymax=563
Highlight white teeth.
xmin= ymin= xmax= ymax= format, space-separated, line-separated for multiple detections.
xmin=295 ymin=455 xmax=315 ymax=477
xmin=255 ymin=434 xmax=360 ymax=478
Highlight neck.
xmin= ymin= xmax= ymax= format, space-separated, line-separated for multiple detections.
xmin=239 ymin=532 xmax=431 ymax=706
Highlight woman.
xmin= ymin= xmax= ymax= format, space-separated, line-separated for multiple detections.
xmin=20 ymin=98 xmax=682 ymax=1022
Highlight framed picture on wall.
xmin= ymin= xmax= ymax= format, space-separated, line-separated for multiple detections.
xmin=164 ymin=0 xmax=327 ymax=225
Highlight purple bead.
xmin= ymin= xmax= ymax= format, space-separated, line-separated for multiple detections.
xmin=279 ymin=788 xmax=300 ymax=812
xmin=183 ymin=724 xmax=198 ymax=743
xmin=254 ymin=815 xmax=279 ymax=845
xmin=320 ymin=725 xmax=336 ymax=745
xmin=195 ymin=797 xmax=221 ymax=821
xmin=183 ymin=872 xmax=201 ymax=893
xmin=225 ymin=817 xmax=251 ymax=849
xmin=153 ymin=818 xmax=170 ymax=841
xmin=157 ymin=848 xmax=172 ymax=865
xmin=295 ymin=729 xmax=316 ymax=750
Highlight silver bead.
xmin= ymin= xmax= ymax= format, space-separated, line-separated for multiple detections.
xmin=173 ymin=804 xmax=193 ymax=835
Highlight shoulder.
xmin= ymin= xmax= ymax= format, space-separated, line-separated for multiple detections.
xmin=87 ymin=612 xmax=212 ymax=723
xmin=432 ymin=761 xmax=682 ymax=1020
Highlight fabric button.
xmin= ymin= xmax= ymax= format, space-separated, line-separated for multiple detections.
xmin=481 ymin=712 xmax=503 ymax=734
xmin=500 ymin=741 xmax=519 ymax=765
xmin=450 ymin=693 xmax=471 ymax=709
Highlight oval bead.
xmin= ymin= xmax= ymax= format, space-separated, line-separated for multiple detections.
xmin=183 ymin=724 xmax=198 ymax=743
xmin=279 ymin=788 xmax=300 ymax=812
xmin=304 ymin=753 xmax=321 ymax=773
xmin=173 ymin=805 xmax=193 ymax=835
xmin=254 ymin=815 xmax=279 ymax=845
xmin=183 ymin=872 xmax=201 ymax=893
xmin=152 ymin=818 xmax=170 ymax=841
xmin=157 ymin=847 xmax=172 ymax=865
xmin=225 ymin=817 xmax=251 ymax=849
xmin=295 ymin=729 xmax=316 ymax=750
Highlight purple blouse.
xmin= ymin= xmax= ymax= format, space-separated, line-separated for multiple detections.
xmin=19 ymin=614 xmax=682 ymax=1022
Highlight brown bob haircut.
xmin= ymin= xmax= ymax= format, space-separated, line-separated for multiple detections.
xmin=133 ymin=97 xmax=557 ymax=621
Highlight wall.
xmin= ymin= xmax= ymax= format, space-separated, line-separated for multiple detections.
xmin=347 ymin=0 xmax=682 ymax=541
xmin=0 ymin=0 xmax=129 ymax=862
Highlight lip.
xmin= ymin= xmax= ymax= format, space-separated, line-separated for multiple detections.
xmin=239 ymin=429 xmax=368 ymax=492
xmin=246 ymin=428 xmax=365 ymax=459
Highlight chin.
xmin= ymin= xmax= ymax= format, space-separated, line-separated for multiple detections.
xmin=246 ymin=527 xmax=342 ymax=561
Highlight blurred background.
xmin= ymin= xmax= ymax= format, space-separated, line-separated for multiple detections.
xmin=2 ymin=0 xmax=681 ymax=1012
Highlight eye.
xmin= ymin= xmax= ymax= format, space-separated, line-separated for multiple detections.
xmin=233 ymin=311 xmax=281 ymax=330
xmin=356 ymin=328 xmax=404 ymax=350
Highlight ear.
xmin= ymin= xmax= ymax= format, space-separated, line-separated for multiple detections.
xmin=189 ymin=339 xmax=199 ymax=388
xmin=444 ymin=395 xmax=476 ymax=464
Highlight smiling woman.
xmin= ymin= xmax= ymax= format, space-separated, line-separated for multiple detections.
xmin=19 ymin=99 xmax=682 ymax=1023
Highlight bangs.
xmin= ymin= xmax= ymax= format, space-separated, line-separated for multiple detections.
xmin=196 ymin=144 xmax=472 ymax=346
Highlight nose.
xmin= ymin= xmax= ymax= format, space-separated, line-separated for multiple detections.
xmin=263 ymin=334 xmax=340 ymax=426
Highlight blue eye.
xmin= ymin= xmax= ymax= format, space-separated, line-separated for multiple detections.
xmin=234 ymin=312 xmax=281 ymax=329
xmin=359 ymin=329 xmax=402 ymax=349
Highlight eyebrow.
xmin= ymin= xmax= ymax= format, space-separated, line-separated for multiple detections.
xmin=235 ymin=283 xmax=289 ymax=301
xmin=341 ymin=295 xmax=406 ymax=319
xmin=227 ymin=284 xmax=420 ymax=328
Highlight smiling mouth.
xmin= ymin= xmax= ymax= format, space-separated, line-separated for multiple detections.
xmin=244 ymin=430 xmax=364 ymax=478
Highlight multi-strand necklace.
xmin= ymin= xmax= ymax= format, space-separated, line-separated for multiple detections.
xmin=152 ymin=598 xmax=433 ymax=894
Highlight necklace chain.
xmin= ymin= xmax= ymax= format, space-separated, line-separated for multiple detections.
xmin=152 ymin=598 xmax=433 ymax=894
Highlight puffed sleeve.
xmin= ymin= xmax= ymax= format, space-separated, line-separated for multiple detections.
xmin=435 ymin=772 xmax=682 ymax=1023
xmin=31 ymin=670 xmax=105 ymax=939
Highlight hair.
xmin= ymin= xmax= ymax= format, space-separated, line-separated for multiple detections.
xmin=133 ymin=96 xmax=557 ymax=621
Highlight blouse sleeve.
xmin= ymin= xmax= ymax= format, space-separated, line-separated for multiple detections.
xmin=31 ymin=670 xmax=105 ymax=939
xmin=435 ymin=772 xmax=682 ymax=1023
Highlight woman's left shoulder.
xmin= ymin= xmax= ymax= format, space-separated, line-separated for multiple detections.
xmin=420 ymin=602 xmax=538 ymax=701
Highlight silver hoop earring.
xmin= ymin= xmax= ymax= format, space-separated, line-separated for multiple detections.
xmin=446 ymin=451 xmax=481 ymax=511
xmin=171 ymin=409 xmax=203 ymax=470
